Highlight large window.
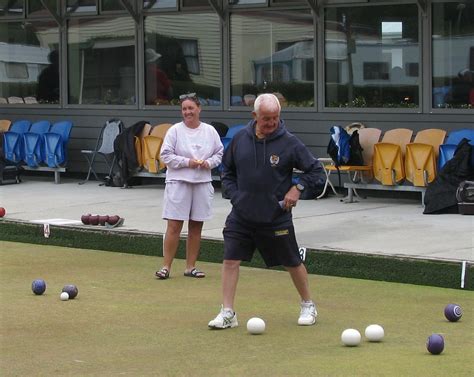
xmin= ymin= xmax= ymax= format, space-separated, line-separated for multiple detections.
xmin=432 ymin=1 xmax=474 ymax=109
xmin=0 ymin=20 xmax=59 ymax=104
xmin=67 ymin=16 xmax=136 ymax=105
xmin=230 ymin=10 xmax=314 ymax=107
xmin=144 ymin=12 xmax=221 ymax=106
xmin=325 ymin=5 xmax=419 ymax=108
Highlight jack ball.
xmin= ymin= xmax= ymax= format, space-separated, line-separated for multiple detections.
xmin=60 ymin=292 xmax=69 ymax=301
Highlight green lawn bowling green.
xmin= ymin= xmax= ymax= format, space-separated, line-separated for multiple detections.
xmin=1 ymin=241 xmax=472 ymax=377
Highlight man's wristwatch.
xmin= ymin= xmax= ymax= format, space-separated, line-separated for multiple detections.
xmin=295 ymin=183 xmax=305 ymax=192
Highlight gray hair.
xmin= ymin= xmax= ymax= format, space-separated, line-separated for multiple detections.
xmin=253 ymin=93 xmax=281 ymax=115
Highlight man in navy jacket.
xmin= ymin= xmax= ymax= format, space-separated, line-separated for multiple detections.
xmin=209 ymin=93 xmax=325 ymax=329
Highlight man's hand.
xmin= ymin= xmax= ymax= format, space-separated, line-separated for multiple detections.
xmin=282 ymin=186 xmax=301 ymax=211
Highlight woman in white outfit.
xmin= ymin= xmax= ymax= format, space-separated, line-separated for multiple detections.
xmin=155 ymin=93 xmax=223 ymax=279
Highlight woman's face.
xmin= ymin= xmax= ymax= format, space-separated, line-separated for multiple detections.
xmin=181 ymin=99 xmax=201 ymax=125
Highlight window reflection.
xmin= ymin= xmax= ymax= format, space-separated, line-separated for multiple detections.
xmin=0 ymin=21 xmax=59 ymax=104
xmin=324 ymin=5 xmax=419 ymax=108
xmin=432 ymin=2 xmax=474 ymax=109
xmin=101 ymin=0 xmax=125 ymax=11
xmin=229 ymin=0 xmax=266 ymax=5
xmin=144 ymin=12 xmax=221 ymax=106
xmin=0 ymin=0 xmax=23 ymax=16
xmin=37 ymin=49 xmax=59 ymax=103
xmin=143 ymin=0 xmax=177 ymax=10
xmin=67 ymin=0 xmax=97 ymax=14
xmin=67 ymin=17 xmax=136 ymax=105
xmin=230 ymin=10 xmax=314 ymax=107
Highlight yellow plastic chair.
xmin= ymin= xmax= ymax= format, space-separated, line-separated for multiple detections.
xmin=143 ymin=136 xmax=164 ymax=173
xmin=134 ymin=123 xmax=152 ymax=168
xmin=326 ymin=127 xmax=382 ymax=183
xmin=373 ymin=128 xmax=413 ymax=185
xmin=405 ymin=129 xmax=447 ymax=187
xmin=0 ymin=119 xmax=12 ymax=132
xmin=143 ymin=123 xmax=173 ymax=172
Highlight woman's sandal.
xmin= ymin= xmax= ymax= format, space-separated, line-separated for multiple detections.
xmin=155 ymin=268 xmax=170 ymax=280
xmin=184 ymin=268 xmax=205 ymax=278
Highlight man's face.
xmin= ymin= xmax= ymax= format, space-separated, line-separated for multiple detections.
xmin=181 ymin=99 xmax=201 ymax=123
xmin=253 ymin=107 xmax=280 ymax=137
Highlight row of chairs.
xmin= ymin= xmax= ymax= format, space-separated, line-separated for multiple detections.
xmin=326 ymin=127 xmax=474 ymax=188
xmin=82 ymin=120 xmax=227 ymax=183
xmin=1 ymin=119 xmax=73 ymax=168
xmin=81 ymin=119 xmax=173 ymax=183
xmin=135 ymin=122 xmax=245 ymax=175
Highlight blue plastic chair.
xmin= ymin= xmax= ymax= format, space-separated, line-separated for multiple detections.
xmin=3 ymin=119 xmax=31 ymax=164
xmin=44 ymin=120 xmax=73 ymax=167
xmin=217 ymin=125 xmax=246 ymax=173
xmin=23 ymin=120 xmax=51 ymax=167
xmin=225 ymin=124 xmax=246 ymax=139
xmin=438 ymin=129 xmax=474 ymax=169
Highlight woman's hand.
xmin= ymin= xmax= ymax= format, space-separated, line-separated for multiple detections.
xmin=189 ymin=159 xmax=210 ymax=169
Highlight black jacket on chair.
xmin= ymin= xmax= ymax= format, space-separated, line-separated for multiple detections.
xmin=424 ymin=138 xmax=474 ymax=214
xmin=113 ymin=121 xmax=148 ymax=185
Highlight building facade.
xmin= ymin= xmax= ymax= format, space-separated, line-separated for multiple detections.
xmin=0 ymin=0 xmax=473 ymax=175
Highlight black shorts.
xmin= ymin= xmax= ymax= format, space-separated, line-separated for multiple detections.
xmin=222 ymin=214 xmax=302 ymax=268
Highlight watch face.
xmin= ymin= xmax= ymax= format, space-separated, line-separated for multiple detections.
xmin=297 ymin=183 xmax=304 ymax=191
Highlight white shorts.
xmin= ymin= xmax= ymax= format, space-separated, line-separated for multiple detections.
xmin=162 ymin=181 xmax=214 ymax=222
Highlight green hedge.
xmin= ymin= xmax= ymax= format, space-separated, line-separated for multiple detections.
xmin=1 ymin=220 xmax=471 ymax=290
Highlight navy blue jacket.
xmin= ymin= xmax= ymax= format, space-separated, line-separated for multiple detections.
xmin=222 ymin=119 xmax=325 ymax=225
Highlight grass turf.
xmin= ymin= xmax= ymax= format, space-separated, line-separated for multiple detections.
xmin=1 ymin=241 xmax=473 ymax=377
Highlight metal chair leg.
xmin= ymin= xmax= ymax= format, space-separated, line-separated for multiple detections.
xmin=79 ymin=151 xmax=100 ymax=184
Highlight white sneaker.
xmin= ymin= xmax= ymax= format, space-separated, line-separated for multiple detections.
xmin=208 ymin=307 xmax=239 ymax=329
xmin=208 ymin=306 xmax=238 ymax=329
xmin=298 ymin=301 xmax=317 ymax=326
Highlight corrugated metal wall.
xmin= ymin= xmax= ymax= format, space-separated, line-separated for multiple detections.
xmin=1 ymin=107 xmax=471 ymax=176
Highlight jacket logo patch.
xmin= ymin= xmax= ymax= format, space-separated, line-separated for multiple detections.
xmin=270 ymin=154 xmax=280 ymax=166
xmin=274 ymin=229 xmax=289 ymax=236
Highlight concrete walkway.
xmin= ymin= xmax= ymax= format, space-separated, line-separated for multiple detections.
xmin=1 ymin=176 xmax=472 ymax=263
